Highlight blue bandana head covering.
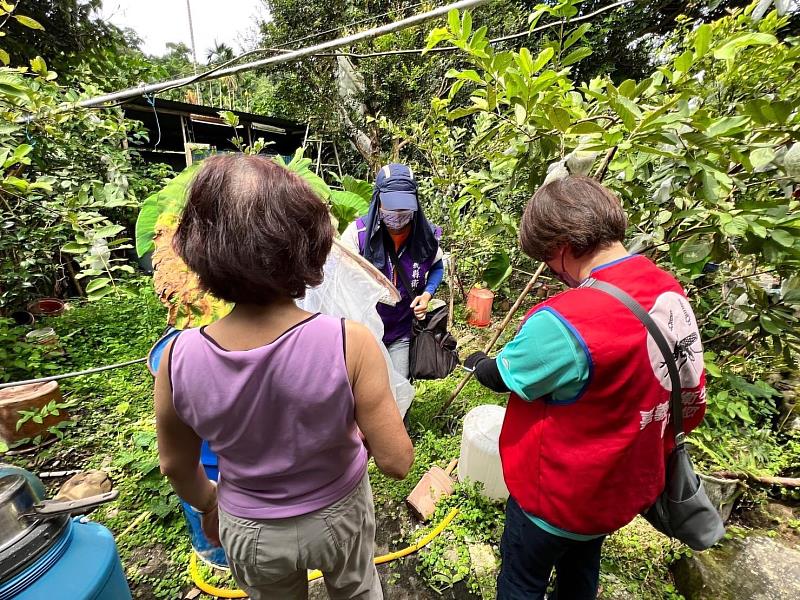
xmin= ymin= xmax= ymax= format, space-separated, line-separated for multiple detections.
xmin=362 ymin=164 xmax=438 ymax=270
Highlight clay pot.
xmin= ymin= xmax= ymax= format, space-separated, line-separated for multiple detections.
xmin=0 ymin=381 xmax=67 ymax=444
xmin=27 ymin=298 xmax=65 ymax=317
xmin=10 ymin=311 xmax=35 ymax=326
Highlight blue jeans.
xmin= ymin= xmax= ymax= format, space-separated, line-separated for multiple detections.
xmin=497 ymin=497 xmax=605 ymax=600
xmin=386 ymin=338 xmax=410 ymax=380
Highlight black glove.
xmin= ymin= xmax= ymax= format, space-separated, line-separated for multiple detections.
xmin=464 ymin=351 xmax=488 ymax=371
xmin=465 ymin=351 xmax=510 ymax=394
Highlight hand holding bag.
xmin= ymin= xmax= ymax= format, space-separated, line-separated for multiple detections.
xmin=385 ymin=233 xmax=459 ymax=381
xmin=585 ymin=278 xmax=725 ymax=551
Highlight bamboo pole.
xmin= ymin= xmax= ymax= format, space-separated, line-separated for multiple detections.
xmin=447 ymin=254 xmax=456 ymax=331
xmin=711 ymin=471 xmax=800 ymax=488
xmin=439 ymin=263 xmax=546 ymax=415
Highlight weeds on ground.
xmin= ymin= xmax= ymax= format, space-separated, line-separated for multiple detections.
xmin=2 ymin=285 xmax=702 ymax=599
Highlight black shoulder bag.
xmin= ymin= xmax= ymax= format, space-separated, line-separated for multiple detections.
xmin=585 ymin=278 xmax=725 ymax=551
xmin=385 ymin=232 xmax=459 ymax=381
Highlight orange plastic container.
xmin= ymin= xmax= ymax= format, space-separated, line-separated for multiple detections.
xmin=467 ymin=287 xmax=494 ymax=327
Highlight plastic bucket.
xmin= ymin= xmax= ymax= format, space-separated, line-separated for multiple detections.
xmin=25 ymin=328 xmax=57 ymax=346
xmin=180 ymin=499 xmax=228 ymax=568
xmin=467 ymin=288 xmax=494 ymax=327
xmin=146 ymin=327 xmax=181 ymax=376
xmin=458 ymin=404 xmax=509 ymax=500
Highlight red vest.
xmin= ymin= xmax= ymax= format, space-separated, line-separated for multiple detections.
xmin=499 ymin=256 xmax=706 ymax=535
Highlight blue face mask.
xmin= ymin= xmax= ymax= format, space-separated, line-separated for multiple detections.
xmin=380 ymin=209 xmax=414 ymax=230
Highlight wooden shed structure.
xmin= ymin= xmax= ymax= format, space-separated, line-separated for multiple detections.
xmin=122 ymin=98 xmax=307 ymax=170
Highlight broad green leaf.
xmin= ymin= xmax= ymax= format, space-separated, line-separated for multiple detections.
xmin=85 ymin=277 xmax=112 ymax=294
xmin=3 ymin=175 xmax=27 ymax=190
xmin=749 ymin=147 xmax=775 ymax=170
xmin=483 ymin=250 xmax=512 ymax=290
xmin=94 ymin=224 xmax=125 ymax=239
xmin=445 ymin=68 xmax=483 ymax=84
xmin=87 ymin=286 xmax=116 ymax=301
xmin=704 ymin=360 xmax=721 ymax=378
xmin=515 ymin=48 xmax=534 ymax=75
xmin=674 ymin=50 xmax=694 ymax=73
xmin=568 ymin=121 xmax=605 ymax=135
xmin=0 ymin=122 xmax=19 ymax=136
xmin=61 ymin=242 xmax=87 ymax=254
xmin=617 ymin=79 xmax=636 ymax=99
xmin=218 ymin=110 xmax=239 ymax=128
xmin=0 ymin=82 xmax=28 ymax=101
xmin=448 ymin=9 xmax=460 ymax=35
xmin=694 ymin=24 xmax=711 ymax=58
xmin=514 ymin=103 xmax=527 ymax=125
xmin=13 ymin=15 xmax=44 ymax=30
xmin=461 ymin=10 xmax=472 ymax=39
xmin=564 ymin=23 xmax=591 ymax=50
xmin=706 ymin=116 xmax=749 ymax=138
xmin=545 ymin=107 xmax=571 ymax=132
xmin=759 ymin=314 xmax=781 ymax=335
xmin=425 ymin=27 xmax=451 ymax=50
xmin=0 ymin=49 xmax=8 ymax=66
xmin=275 ymin=151 xmax=331 ymax=201
xmin=772 ymin=229 xmax=795 ymax=248
xmin=531 ymin=47 xmax=555 ymax=73
xmin=330 ymin=190 xmax=370 ymax=234
xmin=30 ymin=56 xmax=46 ymax=76
xmin=561 ymin=46 xmax=592 ymax=67
xmin=447 ymin=105 xmax=481 ymax=120
xmin=712 ymin=32 xmax=778 ymax=60
xmin=339 ymin=175 xmax=372 ymax=203
xmin=609 ymin=96 xmax=641 ymax=131
xmin=701 ymin=170 xmax=722 ymax=202
xmin=679 ymin=236 xmax=712 ymax=264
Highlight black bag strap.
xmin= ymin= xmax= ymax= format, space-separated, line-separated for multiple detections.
xmin=583 ymin=278 xmax=685 ymax=446
xmin=383 ymin=227 xmax=420 ymax=298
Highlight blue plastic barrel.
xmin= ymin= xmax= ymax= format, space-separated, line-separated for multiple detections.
xmin=0 ymin=518 xmax=131 ymax=600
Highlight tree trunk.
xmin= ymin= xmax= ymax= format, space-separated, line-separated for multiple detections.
xmin=335 ymin=56 xmax=381 ymax=173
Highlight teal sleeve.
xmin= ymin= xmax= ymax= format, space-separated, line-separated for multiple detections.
xmin=496 ymin=309 xmax=590 ymax=403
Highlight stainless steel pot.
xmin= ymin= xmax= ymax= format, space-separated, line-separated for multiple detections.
xmin=0 ymin=474 xmax=118 ymax=552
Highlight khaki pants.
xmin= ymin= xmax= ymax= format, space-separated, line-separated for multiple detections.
xmin=218 ymin=473 xmax=383 ymax=600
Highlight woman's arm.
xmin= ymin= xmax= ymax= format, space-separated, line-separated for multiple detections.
xmin=346 ymin=321 xmax=413 ymax=479
xmin=410 ymin=258 xmax=445 ymax=318
xmin=424 ymin=259 xmax=444 ymax=296
xmin=154 ymin=340 xmax=219 ymax=541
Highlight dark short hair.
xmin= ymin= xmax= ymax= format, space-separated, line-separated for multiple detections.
xmin=173 ymin=154 xmax=333 ymax=304
xmin=519 ymin=175 xmax=627 ymax=262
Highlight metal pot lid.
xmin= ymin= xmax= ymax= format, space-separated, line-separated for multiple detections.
xmin=0 ymin=513 xmax=68 ymax=584
xmin=0 ymin=475 xmax=38 ymax=553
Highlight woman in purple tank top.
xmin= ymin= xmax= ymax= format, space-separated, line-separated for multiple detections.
xmin=154 ymin=154 xmax=413 ymax=600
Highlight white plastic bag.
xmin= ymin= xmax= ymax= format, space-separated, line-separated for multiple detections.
xmin=297 ymin=240 xmax=415 ymax=417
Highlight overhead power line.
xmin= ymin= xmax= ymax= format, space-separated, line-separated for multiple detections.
xmin=327 ymin=0 xmax=634 ymax=58
xmin=37 ymin=0 xmax=632 ymax=117
xmin=74 ymin=0 xmax=489 ymax=110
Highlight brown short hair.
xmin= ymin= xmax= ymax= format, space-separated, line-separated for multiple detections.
xmin=174 ymin=154 xmax=333 ymax=304
xmin=519 ymin=176 xmax=627 ymax=262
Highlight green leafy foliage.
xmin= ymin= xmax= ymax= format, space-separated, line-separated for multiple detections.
xmin=482 ymin=250 xmax=512 ymax=290
xmin=0 ymin=5 xmax=151 ymax=309
xmin=387 ymin=1 xmax=800 ymax=439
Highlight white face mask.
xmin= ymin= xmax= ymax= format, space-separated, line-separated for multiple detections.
xmin=380 ymin=209 xmax=414 ymax=230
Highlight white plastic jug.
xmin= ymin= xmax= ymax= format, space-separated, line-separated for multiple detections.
xmin=458 ymin=404 xmax=509 ymax=501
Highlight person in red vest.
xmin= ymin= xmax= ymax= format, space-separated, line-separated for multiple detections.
xmin=464 ymin=176 xmax=707 ymax=600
